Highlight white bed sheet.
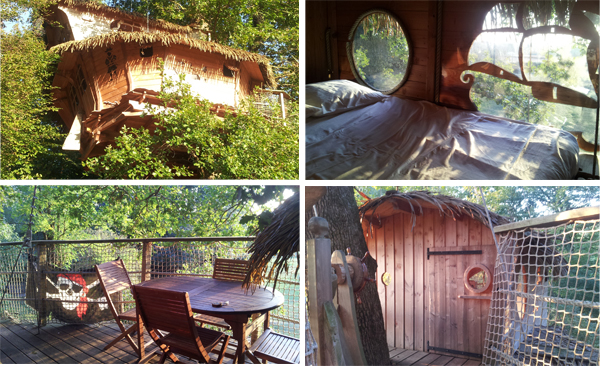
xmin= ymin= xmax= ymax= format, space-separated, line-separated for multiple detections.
xmin=306 ymin=95 xmax=579 ymax=180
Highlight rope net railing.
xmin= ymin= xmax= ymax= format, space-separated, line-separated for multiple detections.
xmin=0 ymin=240 xmax=300 ymax=339
xmin=483 ymin=219 xmax=599 ymax=366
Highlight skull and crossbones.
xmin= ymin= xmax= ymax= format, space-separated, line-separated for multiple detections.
xmin=46 ymin=274 xmax=108 ymax=319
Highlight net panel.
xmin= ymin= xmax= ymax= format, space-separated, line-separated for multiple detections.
xmin=483 ymin=219 xmax=599 ymax=366
xmin=0 ymin=240 xmax=300 ymax=338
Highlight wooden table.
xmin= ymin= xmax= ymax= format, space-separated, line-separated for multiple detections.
xmin=136 ymin=276 xmax=284 ymax=363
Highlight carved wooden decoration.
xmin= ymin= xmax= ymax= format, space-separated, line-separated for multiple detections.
xmin=456 ymin=1 xmax=599 ymax=111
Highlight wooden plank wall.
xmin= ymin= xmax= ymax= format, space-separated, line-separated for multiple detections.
xmin=306 ymin=1 xmax=437 ymax=102
xmin=364 ymin=209 xmax=498 ymax=355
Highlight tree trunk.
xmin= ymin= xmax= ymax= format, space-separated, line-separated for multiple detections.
xmin=306 ymin=186 xmax=390 ymax=366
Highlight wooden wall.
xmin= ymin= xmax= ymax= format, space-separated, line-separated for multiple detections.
xmin=306 ymin=0 xmax=438 ymax=102
xmin=363 ymin=209 xmax=497 ymax=355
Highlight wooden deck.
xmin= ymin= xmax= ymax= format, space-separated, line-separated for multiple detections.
xmin=389 ymin=346 xmax=482 ymax=366
xmin=0 ymin=321 xmax=251 ymax=364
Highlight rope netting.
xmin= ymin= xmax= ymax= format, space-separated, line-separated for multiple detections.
xmin=483 ymin=219 xmax=599 ymax=366
xmin=0 ymin=240 xmax=300 ymax=338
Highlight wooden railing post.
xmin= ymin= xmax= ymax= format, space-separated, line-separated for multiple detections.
xmin=307 ymin=217 xmax=332 ymax=366
xmin=36 ymin=243 xmax=48 ymax=327
xmin=141 ymin=241 xmax=152 ymax=283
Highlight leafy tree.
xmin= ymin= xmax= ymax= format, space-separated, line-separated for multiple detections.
xmin=0 ymin=185 xmax=296 ymax=241
xmin=83 ymin=74 xmax=298 ymax=179
xmin=0 ymin=25 xmax=86 ymax=179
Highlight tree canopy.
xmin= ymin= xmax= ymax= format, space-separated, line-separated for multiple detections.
xmin=0 ymin=185 xmax=298 ymax=241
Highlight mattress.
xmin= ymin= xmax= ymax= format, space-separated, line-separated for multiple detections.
xmin=306 ymin=80 xmax=579 ymax=180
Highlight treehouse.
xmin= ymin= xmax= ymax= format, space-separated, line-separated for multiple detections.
xmin=357 ymin=192 xmax=599 ymax=365
xmin=306 ymin=0 xmax=600 ymax=180
xmin=44 ymin=0 xmax=277 ymax=159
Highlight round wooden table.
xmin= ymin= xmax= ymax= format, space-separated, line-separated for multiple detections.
xmin=137 ymin=276 xmax=284 ymax=363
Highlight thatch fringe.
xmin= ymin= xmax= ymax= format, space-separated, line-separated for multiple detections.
xmin=358 ymin=190 xmax=510 ymax=235
xmin=59 ymin=0 xmax=193 ymax=34
xmin=50 ymin=31 xmax=276 ymax=87
xmin=243 ymin=192 xmax=299 ymax=294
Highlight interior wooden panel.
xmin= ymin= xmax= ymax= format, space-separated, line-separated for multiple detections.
xmin=363 ymin=208 xmax=498 ymax=355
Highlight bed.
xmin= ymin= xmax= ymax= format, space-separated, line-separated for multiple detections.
xmin=306 ymin=80 xmax=580 ymax=180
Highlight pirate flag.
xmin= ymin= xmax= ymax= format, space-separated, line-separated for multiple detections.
xmin=26 ymin=258 xmax=115 ymax=324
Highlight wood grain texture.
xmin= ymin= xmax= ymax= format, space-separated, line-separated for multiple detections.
xmin=363 ymin=211 xmax=497 ymax=356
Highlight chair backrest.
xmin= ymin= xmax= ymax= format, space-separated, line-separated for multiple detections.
xmin=95 ymin=259 xmax=133 ymax=296
xmin=132 ymin=286 xmax=210 ymax=361
xmin=212 ymin=258 xmax=249 ymax=282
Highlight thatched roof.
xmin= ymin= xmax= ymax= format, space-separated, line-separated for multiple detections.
xmin=50 ymin=31 xmax=276 ymax=87
xmin=243 ymin=191 xmax=299 ymax=293
xmin=358 ymin=190 xmax=510 ymax=232
xmin=58 ymin=0 xmax=193 ymax=34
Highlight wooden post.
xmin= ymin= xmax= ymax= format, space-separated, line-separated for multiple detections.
xmin=279 ymin=92 xmax=286 ymax=119
xmin=36 ymin=243 xmax=48 ymax=327
xmin=141 ymin=241 xmax=152 ymax=283
xmin=307 ymin=216 xmax=332 ymax=366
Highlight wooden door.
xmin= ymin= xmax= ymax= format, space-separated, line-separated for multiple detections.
xmin=426 ymin=237 xmax=497 ymax=358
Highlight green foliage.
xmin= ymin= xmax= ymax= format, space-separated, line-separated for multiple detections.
xmin=0 ymin=25 xmax=86 ymax=179
xmin=0 ymin=185 xmax=291 ymax=241
xmin=469 ymin=48 xmax=578 ymax=126
xmin=84 ymin=74 xmax=298 ymax=179
xmin=352 ymin=13 xmax=409 ymax=91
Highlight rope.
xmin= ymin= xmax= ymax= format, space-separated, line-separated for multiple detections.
xmin=0 ymin=186 xmax=37 ymax=308
xmin=434 ymin=0 xmax=442 ymax=103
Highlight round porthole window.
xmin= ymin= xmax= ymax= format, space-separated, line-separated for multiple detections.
xmin=347 ymin=9 xmax=412 ymax=94
xmin=463 ymin=264 xmax=492 ymax=293
xmin=382 ymin=272 xmax=391 ymax=286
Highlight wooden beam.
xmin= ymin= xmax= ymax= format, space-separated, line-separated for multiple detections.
xmin=494 ymin=207 xmax=600 ymax=233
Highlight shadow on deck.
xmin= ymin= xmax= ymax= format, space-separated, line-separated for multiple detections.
xmin=0 ymin=321 xmax=250 ymax=364
xmin=389 ymin=346 xmax=482 ymax=366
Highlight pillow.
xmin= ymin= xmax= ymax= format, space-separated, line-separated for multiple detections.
xmin=306 ymin=80 xmax=388 ymax=118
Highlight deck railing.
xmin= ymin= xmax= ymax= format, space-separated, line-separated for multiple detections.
xmin=0 ymin=237 xmax=300 ymax=338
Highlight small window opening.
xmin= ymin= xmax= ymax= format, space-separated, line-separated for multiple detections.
xmin=463 ymin=264 xmax=492 ymax=293
xmin=140 ymin=47 xmax=153 ymax=58
xmin=77 ymin=66 xmax=87 ymax=92
xmin=553 ymin=86 xmax=558 ymax=100
xmin=223 ymin=65 xmax=234 ymax=77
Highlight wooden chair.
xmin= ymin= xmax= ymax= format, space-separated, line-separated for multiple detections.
xmin=95 ymin=259 xmax=152 ymax=357
xmin=212 ymin=258 xmax=249 ymax=282
xmin=245 ymin=328 xmax=300 ymax=364
xmin=132 ymin=285 xmax=230 ymax=364
xmin=193 ymin=258 xmax=250 ymax=330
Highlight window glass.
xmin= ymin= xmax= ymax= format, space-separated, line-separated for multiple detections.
xmin=522 ymin=1 xmax=574 ymax=29
xmin=483 ymin=3 xmax=519 ymax=30
xmin=465 ymin=1 xmax=599 ymax=143
xmin=469 ymin=32 xmax=523 ymax=78
xmin=522 ymin=33 xmax=592 ymax=94
xmin=348 ymin=10 xmax=411 ymax=93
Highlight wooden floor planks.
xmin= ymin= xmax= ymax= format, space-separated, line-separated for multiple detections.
xmin=0 ymin=322 xmax=250 ymax=364
xmin=390 ymin=346 xmax=482 ymax=366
